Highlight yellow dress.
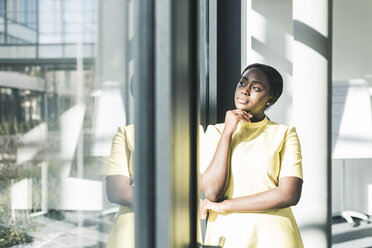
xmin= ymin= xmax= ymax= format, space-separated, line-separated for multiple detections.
xmin=106 ymin=125 xmax=135 ymax=248
xmin=200 ymin=117 xmax=304 ymax=248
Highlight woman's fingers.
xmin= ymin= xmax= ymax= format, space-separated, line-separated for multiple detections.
xmin=223 ymin=109 xmax=253 ymax=135
xmin=232 ymin=109 xmax=252 ymax=122
xmin=200 ymin=199 xmax=208 ymax=219
xmin=241 ymin=110 xmax=252 ymax=122
xmin=202 ymin=199 xmax=225 ymax=214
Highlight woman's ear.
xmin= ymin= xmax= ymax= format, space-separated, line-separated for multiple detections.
xmin=266 ymin=97 xmax=273 ymax=106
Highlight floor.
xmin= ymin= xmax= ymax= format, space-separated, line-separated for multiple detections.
xmin=11 ymin=211 xmax=111 ymax=248
xmin=9 ymin=212 xmax=372 ymax=248
xmin=332 ymin=216 xmax=372 ymax=248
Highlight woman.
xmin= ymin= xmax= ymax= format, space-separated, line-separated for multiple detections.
xmin=105 ymin=124 xmax=135 ymax=248
xmin=200 ymin=63 xmax=304 ymax=248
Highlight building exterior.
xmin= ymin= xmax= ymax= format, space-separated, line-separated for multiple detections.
xmin=0 ymin=0 xmax=372 ymax=247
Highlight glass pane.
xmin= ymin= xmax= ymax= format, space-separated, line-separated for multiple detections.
xmin=0 ymin=0 xmax=135 ymax=247
xmin=198 ymin=0 xmax=209 ymax=246
xmin=331 ymin=1 xmax=372 ymax=245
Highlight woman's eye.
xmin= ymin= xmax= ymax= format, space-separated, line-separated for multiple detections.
xmin=252 ymin=87 xmax=261 ymax=91
xmin=239 ymin=81 xmax=246 ymax=86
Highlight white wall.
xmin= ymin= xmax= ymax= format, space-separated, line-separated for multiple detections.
xmin=242 ymin=1 xmax=372 ymax=246
xmin=243 ymin=0 xmax=294 ymax=125
xmin=332 ymin=0 xmax=372 ymax=215
xmin=243 ymin=0 xmax=372 ymax=217
xmin=243 ymin=1 xmax=331 ymax=247
xmin=332 ymin=159 xmax=372 ymax=214
xmin=333 ymin=0 xmax=372 ymax=81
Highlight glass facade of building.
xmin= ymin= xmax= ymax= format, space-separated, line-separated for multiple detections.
xmin=1 ymin=0 xmax=240 ymax=247
xmin=0 ymin=0 xmax=133 ymax=247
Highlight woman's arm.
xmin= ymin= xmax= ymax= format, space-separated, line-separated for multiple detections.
xmin=200 ymin=132 xmax=232 ymax=202
xmin=201 ymin=176 xmax=302 ymax=217
xmin=200 ymin=110 xmax=252 ymax=202
xmin=106 ymin=175 xmax=133 ymax=207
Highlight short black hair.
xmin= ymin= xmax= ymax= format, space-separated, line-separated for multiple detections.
xmin=241 ymin=63 xmax=283 ymax=104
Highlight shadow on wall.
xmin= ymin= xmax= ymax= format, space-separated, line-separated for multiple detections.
xmin=250 ymin=0 xmax=293 ymax=124
xmin=250 ymin=1 xmax=330 ymax=126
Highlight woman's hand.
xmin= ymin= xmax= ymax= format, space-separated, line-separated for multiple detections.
xmin=202 ymin=177 xmax=303 ymax=214
xmin=200 ymin=199 xmax=227 ymax=219
xmin=223 ymin=110 xmax=252 ymax=136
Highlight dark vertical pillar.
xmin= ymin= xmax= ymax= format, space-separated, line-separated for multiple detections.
xmin=199 ymin=0 xmax=209 ymax=129
xmin=134 ymin=0 xmax=155 ymax=247
xmin=189 ymin=2 xmax=199 ymax=246
xmin=211 ymin=0 xmax=241 ymax=123
xmin=134 ymin=0 xmax=198 ymax=247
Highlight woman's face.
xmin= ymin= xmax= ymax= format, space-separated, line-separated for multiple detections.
xmin=234 ymin=68 xmax=272 ymax=116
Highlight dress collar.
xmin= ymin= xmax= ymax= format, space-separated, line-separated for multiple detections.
xmin=239 ymin=116 xmax=268 ymax=128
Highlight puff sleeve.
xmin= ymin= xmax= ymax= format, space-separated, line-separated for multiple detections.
xmin=106 ymin=125 xmax=134 ymax=179
xmin=279 ymin=126 xmax=303 ymax=180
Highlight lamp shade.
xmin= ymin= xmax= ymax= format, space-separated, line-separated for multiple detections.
xmin=332 ymin=79 xmax=372 ymax=159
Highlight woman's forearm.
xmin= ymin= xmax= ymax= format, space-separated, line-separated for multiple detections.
xmin=200 ymin=132 xmax=233 ymax=202
xmin=223 ymin=188 xmax=294 ymax=212
xmin=202 ymin=177 xmax=303 ymax=213
xmin=201 ymin=110 xmax=252 ymax=202
xmin=106 ymin=175 xmax=134 ymax=207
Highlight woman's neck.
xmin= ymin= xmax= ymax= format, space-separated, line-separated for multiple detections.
xmin=250 ymin=113 xmax=265 ymax=123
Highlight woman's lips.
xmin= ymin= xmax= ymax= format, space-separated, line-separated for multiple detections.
xmin=237 ymin=98 xmax=249 ymax=104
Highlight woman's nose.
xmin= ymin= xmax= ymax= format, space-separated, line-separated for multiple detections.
xmin=241 ymin=87 xmax=250 ymax=95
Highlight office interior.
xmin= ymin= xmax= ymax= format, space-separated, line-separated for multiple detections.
xmin=0 ymin=0 xmax=372 ymax=247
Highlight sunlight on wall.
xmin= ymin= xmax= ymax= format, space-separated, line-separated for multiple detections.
xmin=251 ymin=10 xmax=267 ymax=44
xmin=242 ymin=0 xmax=294 ymax=125
xmin=293 ymin=0 xmax=328 ymax=37
xmin=292 ymin=40 xmax=329 ymax=248
xmin=292 ymin=0 xmax=331 ymax=244
xmin=284 ymin=32 xmax=293 ymax=63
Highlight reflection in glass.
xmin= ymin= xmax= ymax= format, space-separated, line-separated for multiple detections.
xmin=0 ymin=0 xmax=134 ymax=247
xmin=105 ymin=124 xmax=134 ymax=247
